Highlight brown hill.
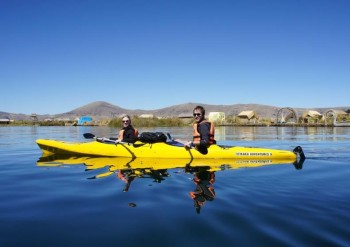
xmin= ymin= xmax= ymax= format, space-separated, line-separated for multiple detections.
xmin=54 ymin=101 xmax=349 ymax=120
xmin=1 ymin=101 xmax=349 ymax=121
xmin=54 ymin=101 xmax=281 ymax=120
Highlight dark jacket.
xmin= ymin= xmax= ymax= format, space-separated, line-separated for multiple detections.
xmin=120 ymin=125 xmax=138 ymax=143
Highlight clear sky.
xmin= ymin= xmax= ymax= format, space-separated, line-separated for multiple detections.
xmin=1 ymin=0 xmax=349 ymax=115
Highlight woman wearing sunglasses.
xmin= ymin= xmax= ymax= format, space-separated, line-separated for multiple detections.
xmin=116 ymin=114 xmax=139 ymax=143
xmin=185 ymin=106 xmax=216 ymax=154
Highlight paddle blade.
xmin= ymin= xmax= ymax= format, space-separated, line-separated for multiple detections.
xmin=83 ymin=133 xmax=95 ymax=139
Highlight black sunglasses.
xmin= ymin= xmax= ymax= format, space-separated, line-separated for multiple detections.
xmin=122 ymin=120 xmax=129 ymax=123
xmin=193 ymin=113 xmax=201 ymax=117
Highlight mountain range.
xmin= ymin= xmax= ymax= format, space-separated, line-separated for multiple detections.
xmin=1 ymin=101 xmax=349 ymax=121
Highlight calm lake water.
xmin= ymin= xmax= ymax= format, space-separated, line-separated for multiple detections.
xmin=1 ymin=126 xmax=350 ymax=247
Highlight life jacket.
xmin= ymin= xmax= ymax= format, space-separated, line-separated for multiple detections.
xmin=118 ymin=127 xmax=139 ymax=141
xmin=193 ymin=121 xmax=215 ymax=145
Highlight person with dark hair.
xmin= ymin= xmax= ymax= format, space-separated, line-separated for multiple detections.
xmin=116 ymin=114 xmax=139 ymax=143
xmin=185 ymin=106 xmax=216 ymax=154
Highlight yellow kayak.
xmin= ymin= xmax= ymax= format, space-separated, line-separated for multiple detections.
xmin=36 ymin=136 xmax=305 ymax=160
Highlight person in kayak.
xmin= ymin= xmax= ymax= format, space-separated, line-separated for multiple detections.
xmin=116 ymin=114 xmax=139 ymax=143
xmin=185 ymin=105 xmax=216 ymax=154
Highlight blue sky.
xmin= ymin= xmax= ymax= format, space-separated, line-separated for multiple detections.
xmin=1 ymin=0 xmax=349 ymax=115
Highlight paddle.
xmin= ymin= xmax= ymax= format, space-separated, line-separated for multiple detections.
xmin=83 ymin=133 xmax=136 ymax=159
xmin=83 ymin=133 xmax=116 ymax=143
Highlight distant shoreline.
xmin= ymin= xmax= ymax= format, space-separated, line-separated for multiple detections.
xmin=2 ymin=122 xmax=350 ymax=127
xmin=219 ymin=123 xmax=350 ymax=127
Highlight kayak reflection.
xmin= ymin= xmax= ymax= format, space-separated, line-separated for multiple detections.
xmin=37 ymin=155 xmax=303 ymax=189
xmin=37 ymin=154 xmax=303 ymax=178
xmin=117 ymin=168 xmax=170 ymax=192
xmin=37 ymin=155 xmax=303 ymax=212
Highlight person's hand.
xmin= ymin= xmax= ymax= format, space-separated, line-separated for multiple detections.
xmin=184 ymin=141 xmax=193 ymax=148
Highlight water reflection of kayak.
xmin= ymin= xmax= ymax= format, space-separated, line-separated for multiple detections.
xmin=37 ymin=154 xmax=304 ymax=173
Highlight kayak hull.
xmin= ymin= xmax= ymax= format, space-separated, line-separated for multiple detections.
xmin=36 ymin=139 xmax=298 ymax=160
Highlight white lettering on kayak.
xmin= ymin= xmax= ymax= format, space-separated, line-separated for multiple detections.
xmin=235 ymin=152 xmax=272 ymax=156
xmin=235 ymin=160 xmax=272 ymax=164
